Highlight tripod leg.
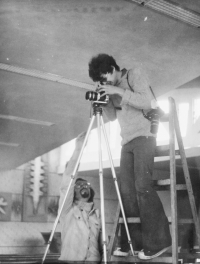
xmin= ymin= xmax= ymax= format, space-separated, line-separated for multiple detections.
xmin=41 ymin=115 xmax=96 ymax=264
xmin=100 ymin=116 xmax=135 ymax=256
xmin=96 ymin=113 xmax=107 ymax=263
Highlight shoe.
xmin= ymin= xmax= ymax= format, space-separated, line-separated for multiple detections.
xmin=113 ymin=248 xmax=129 ymax=257
xmin=138 ymin=246 xmax=171 ymax=260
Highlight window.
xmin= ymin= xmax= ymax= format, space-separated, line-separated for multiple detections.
xmin=178 ymin=103 xmax=189 ymax=137
xmin=193 ymin=98 xmax=200 ymax=124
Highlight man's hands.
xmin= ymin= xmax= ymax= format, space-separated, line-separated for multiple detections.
xmin=96 ymin=83 xmax=125 ymax=98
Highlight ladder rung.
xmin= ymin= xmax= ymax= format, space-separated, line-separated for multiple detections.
xmin=111 ymin=254 xmax=173 ymax=263
xmin=119 ymin=217 xmax=141 ymax=223
xmin=155 ymin=145 xmax=180 ymax=157
xmin=119 ymin=217 xmax=194 ymax=224
xmin=155 ymin=179 xmax=187 ymax=190
xmin=156 ymin=179 xmax=171 ymax=185
xmin=176 ymin=184 xmax=187 ymax=190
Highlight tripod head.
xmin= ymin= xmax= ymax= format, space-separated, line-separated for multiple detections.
xmin=92 ymin=102 xmax=104 ymax=115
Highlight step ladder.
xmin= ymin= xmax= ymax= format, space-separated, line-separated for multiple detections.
xmin=107 ymin=97 xmax=200 ymax=264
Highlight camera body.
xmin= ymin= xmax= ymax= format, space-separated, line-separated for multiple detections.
xmin=143 ymin=107 xmax=165 ymax=134
xmin=85 ymin=90 xmax=109 ymax=104
xmin=85 ymin=81 xmax=112 ymax=104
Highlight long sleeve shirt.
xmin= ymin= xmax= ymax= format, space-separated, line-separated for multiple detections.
xmin=58 ymin=147 xmax=101 ymax=262
xmin=103 ymin=67 xmax=156 ymax=145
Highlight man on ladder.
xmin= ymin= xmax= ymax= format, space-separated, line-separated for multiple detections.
xmin=88 ymin=53 xmax=172 ymax=260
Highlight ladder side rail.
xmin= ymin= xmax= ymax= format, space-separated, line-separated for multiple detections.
xmin=169 ymin=97 xmax=179 ymax=264
xmin=171 ymin=97 xmax=200 ymax=249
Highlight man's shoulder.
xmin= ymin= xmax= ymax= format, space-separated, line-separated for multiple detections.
xmin=128 ymin=64 xmax=149 ymax=82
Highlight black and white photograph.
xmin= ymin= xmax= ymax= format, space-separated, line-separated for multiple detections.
xmin=0 ymin=1 xmax=200 ymax=263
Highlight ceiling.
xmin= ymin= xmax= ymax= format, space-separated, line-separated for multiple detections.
xmin=0 ymin=0 xmax=200 ymax=171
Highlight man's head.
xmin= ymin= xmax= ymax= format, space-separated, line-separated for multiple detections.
xmin=88 ymin=54 xmax=120 ymax=85
xmin=74 ymin=178 xmax=95 ymax=202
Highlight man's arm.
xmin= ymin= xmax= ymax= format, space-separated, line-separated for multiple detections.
xmin=98 ymin=67 xmax=152 ymax=110
xmin=59 ymin=132 xmax=86 ymax=216
xmin=103 ymin=99 xmax=117 ymax=121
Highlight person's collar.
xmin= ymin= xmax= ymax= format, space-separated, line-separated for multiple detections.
xmin=121 ymin=68 xmax=127 ymax=78
xmin=115 ymin=68 xmax=127 ymax=86
xmin=76 ymin=200 xmax=94 ymax=212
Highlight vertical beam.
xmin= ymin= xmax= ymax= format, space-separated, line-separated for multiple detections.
xmin=171 ymin=97 xmax=200 ymax=250
xmin=169 ymin=97 xmax=178 ymax=264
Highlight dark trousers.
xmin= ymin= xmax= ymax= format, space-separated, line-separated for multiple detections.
xmin=119 ymin=136 xmax=171 ymax=253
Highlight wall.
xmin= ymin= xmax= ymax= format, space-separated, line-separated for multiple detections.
xmin=0 ymin=160 xmax=61 ymax=254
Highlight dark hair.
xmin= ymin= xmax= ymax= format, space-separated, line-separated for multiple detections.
xmin=74 ymin=178 xmax=95 ymax=202
xmin=75 ymin=178 xmax=86 ymax=183
xmin=88 ymin=53 xmax=120 ymax=82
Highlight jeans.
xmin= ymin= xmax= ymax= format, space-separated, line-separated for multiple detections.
xmin=119 ymin=136 xmax=171 ymax=253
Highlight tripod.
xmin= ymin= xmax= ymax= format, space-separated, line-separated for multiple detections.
xmin=41 ymin=102 xmax=135 ymax=264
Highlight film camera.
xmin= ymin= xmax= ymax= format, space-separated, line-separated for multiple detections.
xmin=143 ymin=107 xmax=165 ymax=134
xmin=85 ymin=82 xmax=111 ymax=105
xmin=85 ymin=90 xmax=109 ymax=104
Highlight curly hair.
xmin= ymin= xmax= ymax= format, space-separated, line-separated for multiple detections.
xmin=88 ymin=53 xmax=120 ymax=82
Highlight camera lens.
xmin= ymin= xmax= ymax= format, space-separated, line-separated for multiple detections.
xmin=85 ymin=91 xmax=99 ymax=101
xmin=150 ymin=113 xmax=160 ymax=134
xmin=151 ymin=120 xmax=159 ymax=134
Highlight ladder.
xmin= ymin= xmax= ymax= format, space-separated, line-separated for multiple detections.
xmin=107 ymin=97 xmax=200 ymax=263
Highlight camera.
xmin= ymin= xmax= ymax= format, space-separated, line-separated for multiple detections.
xmin=85 ymin=81 xmax=112 ymax=104
xmin=143 ymin=107 xmax=165 ymax=134
xmin=85 ymin=91 xmax=109 ymax=104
